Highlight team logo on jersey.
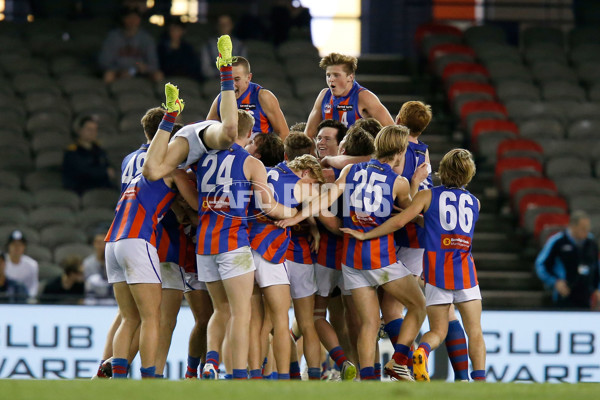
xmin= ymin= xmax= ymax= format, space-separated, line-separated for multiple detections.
xmin=441 ymin=234 xmax=471 ymax=250
xmin=324 ymin=102 xmax=332 ymax=113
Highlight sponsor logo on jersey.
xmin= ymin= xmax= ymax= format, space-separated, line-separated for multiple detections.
xmin=351 ymin=211 xmax=377 ymax=226
xmin=441 ymin=234 xmax=471 ymax=250
xmin=239 ymin=103 xmax=257 ymax=111
xmin=336 ymin=104 xmax=354 ymax=111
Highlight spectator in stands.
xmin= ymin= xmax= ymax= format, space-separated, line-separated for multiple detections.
xmin=269 ymin=0 xmax=311 ymax=46
xmin=158 ymin=17 xmax=203 ymax=81
xmin=62 ymin=116 xmax=115 ymax=195
xmin=41 ymin=256 xmax=85 ymax=304
xmin=4 ymin=230 xmax=38 ymax=299
xmin=99 ymin=6 xmax=164 ymax=83
xmin=200 ymin=14 xmax=247 ymax=79
xmin=84 ymin=232 xmax=112 ymax=300
xmin=536 ymin=210 xmax=600 ymax=309
xmin=0 ymin=253 xmax=28 ymax=303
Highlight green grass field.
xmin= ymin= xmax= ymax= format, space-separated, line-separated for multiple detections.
xmin=2 ymin=380 xmax=600 ymax=400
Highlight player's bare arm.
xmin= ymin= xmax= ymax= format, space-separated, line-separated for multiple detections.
xmin=317 ymin=214 xmax=342 ymax=236
xmin=170 ymin=168 xmax=199 ymax=211
xmin=203 ymin=90 xmax=238 ymax=150
xmin=304 ymin=89 xmax=328 ymax=139
xmin=258 ymin=89 xmax=290 ymax=140
xmin=394 ymin=175 xmax=413 ymax=210
xmin=321 ymin=154 xmax=371 ymax=170
xmin=358 ymin=90 xmax=394 ymax=126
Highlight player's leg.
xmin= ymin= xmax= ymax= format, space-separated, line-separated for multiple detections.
xmin=445 ymin=304 xmax=469 ymax=381
xmin=349 ymin=285 xmax=380 ymax=380
xmin=93 ymin=312 xmax=121 ymax=378
xmin=111 ymin=282 xmax=140 ymax=378
xmin=413 ymin=304 xmax=451 ymax=382
xmin=129 ymin=282 xmax=162 ymax=378
xmin=455 ymin=299 xmax=486 ymax=381
xmin=184 ymin=288 xmax=213 ymax=378
xmin=380 ymin=291 xmax=406 ymax=347
xmin=292 ymin=294 xmax=322 ymax=380
xmin=155 ymin=288 xmax=183 ymax=377
xmin=248 ymin=285 xmax=265 ymax=378
xmin=263 ymin=284 xmax=292 ymax=378
xmin=204 ymin=280 xmax=230 ymax=379
xmin=318 ymin=294 xmax=356 ymax=380
xmin=342 ymin=294 xmax=360 ymax=365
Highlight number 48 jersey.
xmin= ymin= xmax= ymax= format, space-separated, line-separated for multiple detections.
xmin=120 ymin=144 xmax=149 ymax=194
xmin=422 ymin=186 xmax=479 ymax=290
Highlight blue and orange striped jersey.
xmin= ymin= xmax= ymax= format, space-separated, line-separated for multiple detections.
xmin=195 ymin=144 xmax=252 ymax=255
xmin=120 ymin=144 xmax=149 ymax=193
xmin=423 ymin=186 xmax=479 ymax=290
xmin=155 ymin=210 xmax=196 ymax=272
xmin=316 ymin=219 xmax=343 ymax=270
xmin=395 ymin=140 xmax=432 ymax=249
xmin=248 ymin=162 xmax=300 ymax=264
xmin=342 ymin=159 xmax=398 ymax=270
xmin=321 ymin=81 xmax=365 ymax=128
xmin=105 ymin=174 xmax=176 ymax=247
xmin=217 ymin=82 xmax=273 ymax=134
xmin=287 ymin=220 xmax=315 ymax=264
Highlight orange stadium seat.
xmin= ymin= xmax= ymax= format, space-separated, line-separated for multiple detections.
xmin=448 ymin=81 xmax=496 ymax=104
xmin=428 ymin=43 xmax=476 ymax=64
xmin=442 ymin=62 xmax=489 ymax=84
xmin=509 ymin=176 xmax=557 ymax=210
xmin=533 ymin=213 xmax=570 ymax=240
xmin=518 ymin=193 xmax=568 ymax=225
xmin=495 ymin=156 xmax=543 ymax=181
xmin=496 ymin=139 xmax=543 ymax=161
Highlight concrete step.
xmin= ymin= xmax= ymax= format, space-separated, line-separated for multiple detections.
xmin=379 ymin=94 xmax=427 ymax=115
xmin=357 ymin=54 xmax=410 ymax=75
xmin=474 ymin=213 xmax=513 ymax=233
xmin=473 ymin=252 xmax=531 ymax=271
xmin=355 ymin=74 xmax=414 ymax=95
xmin=478 ymin=270 xmax=542 ymax=291
xmin=472 ymin=232 xmax=521 ymax=253
xmin=481 ymin=290 xmax=550 ymax=309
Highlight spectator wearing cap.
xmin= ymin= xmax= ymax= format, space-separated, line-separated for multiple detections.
xmin=98 ymin=6 xmax=164 ymax=83
xmin=62 ymin=116 xmax=115 ymax=195
xmin=0 ymin=253 xmax=28 ymax=303
xmin=41 ymin=256 xmax=85 ymax=304
xmin=157 ymin=17 xmax=203 ymax=81
xmin=4 ymin=230 xmax=39 ymax=299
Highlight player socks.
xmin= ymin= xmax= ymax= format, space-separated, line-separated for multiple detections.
xmin=359 ymin=366 xmax=376 ymax=380
xmin=278 ymin=373 xmax=290 ymax=380
xmin=224 ymin=374 xmax=233 ymax=380
xmin=249 ymin=369 xmax=262 ymax=379
xmin=158 ymin=110 xmax=178 ymax=132
xmin=392 ymin=343 xmax=411 ymax=365
xmin=140 ymin=366 xmax=156 ymax=379
xmin=418 ymin=343 xmax=431 ymax=358
xmin=206 ymin=351 xmax=219 ymax=370
xmin=111 ymin=358 xmax=128 ymax=378
xmin=307 ymin=367 xmax=321 ymax=380
xmin=445 ymin=320 xmax=469 ymax=381
xmin=384 ymin=318 xmax=403 ymax=345
xmin=407 ymin=344 xmax=414 ymax=373
xmin=233 ymin=369 xmax=248 ymax=380
xmin=185 ymin=356 xmax=201 ymax=379
xmin=471 ymin=370 xmax=486 ymax=381
xmin=155 ymin=374 xmax=164 ymax=378
xmin=220 ymin=65 xmax=233 ymax=91
xmin=290 ymin=361 xmax=301 ymax=380
xmin=329 ymin=346 xmax=348 ymax=369
xmin=374 ymin=362 xmax=382 ymax=380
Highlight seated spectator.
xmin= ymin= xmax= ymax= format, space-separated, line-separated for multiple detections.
xmin=0 ymin=253 xmax=28 ymax=303
xmin=41 ymin=256 xmax=85 ymax=304
xmin=269 ymin=0 xmax=311 ymax=46
xmin=84 ymin=232 xmax=112 ymax=300
xmin=201 ymin=14 xmax=247 ymax=79
xmin=536 ymin=210 xmax=600 ymax=309
xmin=158 ymin=17 xmax=202 ymax=81
xmin=4 ymin=230 xmax=38 ymax=300
xmin=98 ymin=6 xmax=164 ymax=83
xmin=63 ymin=116 xmax=115 ymax=195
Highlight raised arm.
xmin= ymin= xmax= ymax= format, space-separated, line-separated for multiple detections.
xmin=359 ymin=90 xmax=394 ymax=126
xmin=245 ymin=157 xmax=297 ymax=220
xmin=304 ymin=89 xmax=328 ymax=139
xmin=259 ymin=89 xmax=290 ymax=140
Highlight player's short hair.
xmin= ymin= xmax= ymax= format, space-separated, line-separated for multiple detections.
xmin=437 ymin=148 xmax=476 ymax=188
xmin=232 ymin=56 xmax=251 ymax=74
xmin=287 ymin=154 xmax=325 ymax=184
xmin=237 ymin=109 xmax=255 ymax=138
xmin=343 ymin=128 xmax=375 ymax=156
xmin=397 ymin=101 xmax=432 ymax=137
xmin=570 ymin=210 xmax=590 ymax=226
xmin=316 ymin=119 xmax=347 ymax=144
xmin=254 ymin=133 xmax=284 ymax=167
xmin=284 ymin=132 xmax=313 ymax=161
xmin=374 ymin=125 xmax=409 ymax=162
xmin=289 ymin=122 xmax=307 ymax=132
xmin=141 ymin=107 xmax=166 ymax=140
xmin=352 ymin=118 xmax=383 ymax=139
xmin=319 ymin=53 xmax=358 ymax=75
xmin=61 ymin=256 xmax=83 ymax=276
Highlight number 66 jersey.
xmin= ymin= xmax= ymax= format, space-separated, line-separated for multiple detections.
xmin=422 ymin=186 xmax=479 ymax=290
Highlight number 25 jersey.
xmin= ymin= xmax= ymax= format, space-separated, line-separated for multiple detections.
xmin=422 ymin=186 xmax=479 ymax=290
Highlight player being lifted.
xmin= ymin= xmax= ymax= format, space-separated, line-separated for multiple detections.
xmin=342 ymin=149 xmax=486 ymax=382
xmin=304 ymin=53 xmax=394 ymax=138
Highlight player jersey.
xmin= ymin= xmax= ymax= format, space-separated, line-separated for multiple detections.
xmin=316 ymin=219 xmax=343 ymax=270
xmin=286 ymin=220 xmax=315 ymax=264
xmin=217 ymin=82 xmax=273 ymax=134
xmin=342 ymin=159 xmax=398 ymax=270
xmin=195 ymin=143 xmax=252 ymax=255
xmin=422 ymin=186 xmax=479 ymax=290
xmin=395 ymin=140 xmax=432 ymax=249
xmin=120 ymin=144 xmax=149 ymax=193
xmin=321 ymin=81 xmax=365 ymax=128
xmin=155 ymin=210 xmax=196 ymax=273
xmin=248 ymin=162 xmax=300 ymax=264
xmin=105 ymin=174 xmax=176 ymax=247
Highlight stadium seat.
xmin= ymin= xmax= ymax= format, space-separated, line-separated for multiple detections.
xmin=116 ymin=93 xmax=160 ymax=116
xmin=569 ymin=26 xmax=600 ymax=47
xmin=497 ymin=139 xmax=543 ymax=161
xmin=569 ymin=195 xmax=600 ymax=214
xmin=569 ymin=43 xmax=600 ymax=66
xmin=567 ymin=119 xmax=600 ymax=140
xmin=0 ymin=153 xmax=35 ymax=174
xmin=442 ymin=62 xmax=489 ymax=85
xmin=487 ymin=61 xmax=532 ymax=82
xmin=109 ymin=78 xmax=154 ymax=98
xmin=576 ymin=62 xmax=600 ymax=86
xmin=531 ymin=62 xmax=577 ymax=83
xmin=40 ymin=225 xmax=88 ymax=249
xmin=28 ymin=206 xmax=77 ymax=229
xmin=31 ymin=132 xmax=71 ymax=154
xmin=35 ymin=150 xmax=64 ymax=170
xmin=0 ymin=135 xmax=30 ymax=156
xmin=509 ymin=176 xmax=557 ymax=211
xmin=533 ymin=213 xmax=570 ymax=240
xmin=0 ymin=189 xmax=35 ymax=211
xmin=26 ymin=243 xmax=53 ymax=263
xmin=59 ymin=76 xmax=107 ymax=96
xmin=471 ymin=119 xmax=518 ymax=144
xmin=77 ymin=208 xmax=114 ymax=233
xmin=496 ymin=80 xmax=540 ymax=102
xmin=415 ymin=22 xmax=463 ymax=49
xmin=0 ymin=207 xmax=29 ymax=225
xmin=38 ymin=262 xmax=63 ymax=282
xmin=24 ymin=170 xmax=63 ymax=191
xmin=541 ymin=81 xmax=586 ymax=102
xmin=518 ymin=119 xmax=564 ymax=140
xmin=0 ymin=170 xmax=21 ymax=189
xmin=27 ymin=112 xmax=71 ymax=136
xmin=545 ymin=156 xmax=591 ymax=179
xmin=53 ymin=243 xmax=94 ymax=264
xmin=522 ymin=26 xmax=565 ymax=48
xmin=460 ymin=100 xmax=507 ymax=131
xmin=554 ymin=177 xmax=600 ymax=199
xmin=495 ymin=157 xmax=543 ymax=189
xmin=448 ymin=81 xmax=496 ymax=104
xmin=518 ymin=193 xmax=568 ymax=226
xmin=81 ymin=188 xmax=120 ymax=209
xmin=428 ymin=43 xmax=475 ymax=64
xmin=464 ymin=25 xmax=507 ymax=47
xmin=524 ymin=45 xmax=568 ymax=66
xmin=33 ymin=189 xmax=80 ymax=211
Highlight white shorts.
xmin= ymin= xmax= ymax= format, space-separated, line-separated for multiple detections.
xmin=342 ymin=261 xmax=412 ymax=290
xmin=396 ymin=247 xmax=424 ymax=276
xmin=425 ymin=284 xmax=482 ymax=307
xmin=183 ymin=271 xmax=208 ymax=293
xmin=105 ymin=239 xmax=161 ymax=284
xmin=196 ymin=246 xmax=255 ymax=283
xmin=252 ymin=250 xmax=289 ymax=289
xmin=171 ymin=120 xmax=215 ymax=167
xmin=286 ymin=260 xmax=317 ymax=299
xmin=315 ymin=263 xmax=349 ymax=297
xmin=161 ymin=262 xmax=185 ymax=291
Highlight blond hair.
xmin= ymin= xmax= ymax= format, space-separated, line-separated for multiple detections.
xmin=319 ymin=53 xmax=358 ymax=75
xmin=351 ymin=118 xmax=382 ymax=139
xmin=397 ymin=101 xmax=432 ymax=137
xmin=437 ymin=148 xmax=476 ymax=188
xmin=237 ymin=109 xmax=255 ymax=137
xmin=232 ymin=56 xmax=251 ymax=74
xmin=373 ymin=125 xmax=409 ymax=162
xmin=287 ymin=154 xmax=325 ymax=184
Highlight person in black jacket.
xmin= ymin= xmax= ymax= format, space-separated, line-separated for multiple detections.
xmin=535 ymin=210 xmax=600 ymax=309
xmin=157 ymin=17 xmax=203 ymax=81
xmin=62 ymin=116 xmax=115 ymax=195
xmin=41 ymin=256 xmax=85 ymax=304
